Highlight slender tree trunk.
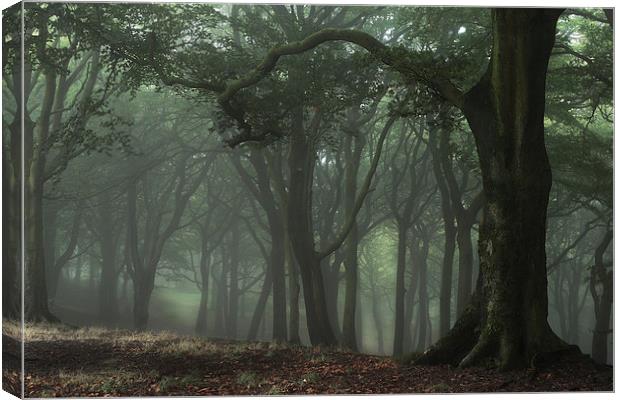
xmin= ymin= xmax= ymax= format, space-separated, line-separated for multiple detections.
xmin=3 ymin=62 xmax=24 ymax=320
xmin=287 ymin=114 xmax=337 ymax=346
xmin=431 ymin=136 xmax=457 ymax=337
xmin=393 ymin=224 xmax=408 ymax=356
xmin=24 ymin=174 xmax=55 ymax=321
xmin=98 ymin=192 xmax=119 ymax=324
xmin=552 ymin=270 xmax=568 ymax=339
xmin=286 ymin=240 xmax=301 ymax=344
xmin=227 ymin=223 xmax=240 ymax=338
xmin=590 ymin=229 xmax=612 ymax=364
xmin=429 ymin=121 xmax=457 ymax=337
xmin=195 ymin=241 xmax=211 ymax=336
xmin=455 ymin=219 xmax=475 ymax=317
xmin=43 ymin=203 xmax=59 ymax=302
xmin=247 ymin=150 xmax=288 ymax=341
xmin=267 ymin=215 xmax=288 ymax=342
xmin=133 ymin=270 xmax=154 ymax=331
xmin=566 ymin=265 xmax=581 ymax=344
xmin=403 ymin=237 xmax=420 ymax=353
xmin=24 ymin=62 xmax=59 ymax=322
xmin=416 ymin=234 xmax=430 ymax=352
xmin=322 ymin=257 xmax=342 ymax=340
xmin=342 ymin=132 xmax=362 ymax=351
xmin=371 ymin=282 xmax=384 ymax=355
xmin=214 ymin=257 xmax=229 ymax=337
xmin=247 ymin=263 xmax=273 ymax=340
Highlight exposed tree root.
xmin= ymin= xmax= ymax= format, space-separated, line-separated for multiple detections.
xmin=412 ymin=291 xmax=481 ymax=367
xmin=458 ymin=330 xmax=494 ymax=368
xmin=410 ymin=290 xmax=577 ymax=371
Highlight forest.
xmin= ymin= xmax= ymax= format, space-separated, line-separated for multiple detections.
xmin=1 ymin=3 xmax=614 ymax=396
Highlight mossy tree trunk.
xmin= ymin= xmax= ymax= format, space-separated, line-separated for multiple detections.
xmin=417 ymin=9 xmax=566 ymax=370
xmin=200 ymin=6 xmax=569 ymax=370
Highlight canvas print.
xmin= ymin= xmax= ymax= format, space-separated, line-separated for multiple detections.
xmin=1 ymin=2 xmax=614 ymax=397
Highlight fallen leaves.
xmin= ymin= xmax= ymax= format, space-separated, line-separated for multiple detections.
xmin=4 ymin=327 xmax=611 ymax=398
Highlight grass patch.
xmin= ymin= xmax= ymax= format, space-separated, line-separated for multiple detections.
xmin=309 ymin=353 xmax=329 ymax=363
xmin=300 ymin=371 xmax=320 ymax=384
xmin=428 ymin=382 xmax=451 ymax=393
xmin=236 ymin=371 xmax=260 ymax=388
xmin=266 ymin=385 xmax=285 ymax=395
xmin=158 ymin=376 xmax=177 ymax=392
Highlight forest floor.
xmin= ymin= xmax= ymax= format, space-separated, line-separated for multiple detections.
xmin=2 ymin=322 xmax=613 ymax=397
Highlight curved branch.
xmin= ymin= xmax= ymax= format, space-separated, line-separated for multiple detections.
xmin=217 ymin=28 xmax=464 ymax=110
xmin=318 ymin=114 xmax=397 ymax=260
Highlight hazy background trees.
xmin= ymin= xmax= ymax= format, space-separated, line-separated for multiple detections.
xmin=3 ymin=4 xmax=613 ymax=365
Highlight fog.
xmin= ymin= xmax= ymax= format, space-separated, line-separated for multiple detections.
xmin=4 ymin=4 xmax=613 ymax=369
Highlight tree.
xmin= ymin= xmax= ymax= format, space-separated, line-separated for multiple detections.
xmin=3 ymin=3 xmax=129 ymax=321
xmin=71 ymin=5 xmax=611 ymax=369
xmin=205 ymin=8 xmax=572 ymax=369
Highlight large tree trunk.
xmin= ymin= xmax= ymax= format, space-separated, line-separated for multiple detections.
xmin=417 ymin=9 xmax=566 ymax=370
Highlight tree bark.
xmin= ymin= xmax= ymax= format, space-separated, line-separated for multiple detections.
xmin=247 ymin=261 xmax=273 ymax=340
xmin=419 ymin=9 xmax=567 ymax=370
xmin=455 ymin=218 xmax=476 ymax=317
xmin=429 ymin=124 xmax=457 ymax=337
xmin=286 ymin=239 xmax=302 ymax=344
xmin=590 ymin=229 xmax=612 ymax=364
xmin=195 ymin=232 xmax=211 ymax=336
xmin=98 ymin=192 xmax=120 ymax=325
xmin=286 ymin=108 xmax=338 ymax=346
xmin=392 ymin=223 xmax=409 ymax=356
xmin=226 ymin=222 xmax=240 ymax=338
xmin=415 ymin=231 xmax=430 ymax=352
xmin=403 ymin=236 xmax=420 ymax=353
xmin=342 ymin=130 xmax=363 ymax=351
xmin=209 ymin=7 xmax=569 ymax=370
